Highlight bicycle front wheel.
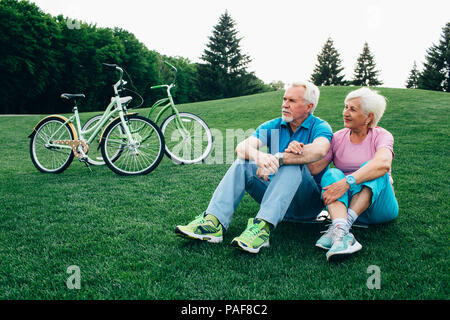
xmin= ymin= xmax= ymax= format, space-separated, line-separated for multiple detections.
xmin=30 ymin=116 xmax=75 ymax=173
xmin=101 ymin=115 xmax=165 ymax=175
xmin=161 ymin=112 xmax=213 ymax=164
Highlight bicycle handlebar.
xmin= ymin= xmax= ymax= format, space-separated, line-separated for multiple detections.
xmin=164 ymin=61 xmax=177 ymax=72
xmin=102 ymin=63 xmax=117 ymax=69
xmin=102 ymin=63 xmax=123 ymax=77
xmin=150 ymin=85 xmax=168 ymax=90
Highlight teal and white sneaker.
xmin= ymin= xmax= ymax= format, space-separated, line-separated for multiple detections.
xmin=175 ymin=214 xmax=223 ymax=243
xmin=316 ymin=223 xmax=348 ymax=250
xmin=315 ymin=224 xmax=337 ymax=250
xmin=326 ymin=230 xmax=362 ymax=262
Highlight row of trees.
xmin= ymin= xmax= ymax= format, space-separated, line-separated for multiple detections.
xmin=310 ymin=38 xmax=382 ymax=86
xmin=0 ymin=1 xmax=274 ymax=114
xmin=406 ymin=22 xmax=450 ymax=92
xmin=311 ymin=22 xmax=450 ymax=92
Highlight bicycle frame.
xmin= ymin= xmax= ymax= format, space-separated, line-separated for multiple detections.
xmin=147 ymin=84 xmax=189 ymax=137
xmin=45 ymin=95 xmax=134 ymax=151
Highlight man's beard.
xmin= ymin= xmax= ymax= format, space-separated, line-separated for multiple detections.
xmin=282 ymin=109 xmax=293 ymax=122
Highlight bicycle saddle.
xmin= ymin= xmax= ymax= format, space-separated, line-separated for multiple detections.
xmin=60 ymin=93 xmax=86 ymax=100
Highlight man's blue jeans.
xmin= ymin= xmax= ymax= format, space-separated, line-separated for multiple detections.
xmin=206 ymin=159 xmax=324 ymax=230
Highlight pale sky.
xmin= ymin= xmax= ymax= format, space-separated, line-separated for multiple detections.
xmin=31 ymin=0 xmax=450 ymax=88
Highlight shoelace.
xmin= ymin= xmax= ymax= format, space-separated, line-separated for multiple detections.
xmin=331 ymin=226 xmax=347 ymax=242
xmin=320 ymin=224 xmax=347 ymax=242
xmin=320 ymin=223 xmax=333 ymax=234
xmin=190 ymin=214 xmax=206 ymax=225
xmin=242 ymin=224 xmax=262 ymax=239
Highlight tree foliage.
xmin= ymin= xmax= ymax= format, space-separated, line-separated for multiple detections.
xmin=418 ymin=22 xmax=450 ymax=92
xmin=352 ymin=42 xmax=383 ymax=86
xmin=0 ymin=1 xmax=271 ymax=114
xmin=406 ymin=61 xmax=420 ymax=89
xmin=197 ymin=11 xmax=271 ymax=101
xmin=310 ymin=37 xmax=346 ymax=86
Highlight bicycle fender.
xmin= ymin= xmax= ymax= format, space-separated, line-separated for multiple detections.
xmin=97 ymin=112 xmax=138 ymax=147
xmin=28 ymin=115 xmax=78 ymax=140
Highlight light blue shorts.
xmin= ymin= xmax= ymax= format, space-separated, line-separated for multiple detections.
xmin=320 ymin=163 xmax=399 ymax=225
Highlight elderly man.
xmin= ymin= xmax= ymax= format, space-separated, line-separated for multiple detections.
xmin=175 ymin=81 xmax=333 ymax=253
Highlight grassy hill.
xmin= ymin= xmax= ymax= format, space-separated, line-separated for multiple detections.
xmin=0 ymin=87 xmax=448 ymax=299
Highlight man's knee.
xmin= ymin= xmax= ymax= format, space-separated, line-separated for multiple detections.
xmin=321 ymin=168 xmax=345 ymax=187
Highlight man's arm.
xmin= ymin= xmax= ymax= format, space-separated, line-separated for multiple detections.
xmin=235 ymin=136 xmax=279 ymax=174
xmin=282 ymin=137 xmax=331 ymax=165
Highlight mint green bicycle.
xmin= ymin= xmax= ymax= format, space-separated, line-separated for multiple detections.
xmin=29 ymin=64 xmax=165 ymax=175
xmin=84 ymin=61 xmax=213 ymax=165
xmin=148 ymin=61 xmax=213 ymax=164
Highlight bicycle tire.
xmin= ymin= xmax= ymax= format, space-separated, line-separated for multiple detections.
xmin=160 ymin=112 xmax=213 ymax=164
xmin=30 ymin=116 xmax=75 ymax=173
xmin=100 ymin=115 xmax=165 ymax=175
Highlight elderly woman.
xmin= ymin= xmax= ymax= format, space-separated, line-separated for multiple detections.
xmin=306 ymin=87 xmax=398 ymax=261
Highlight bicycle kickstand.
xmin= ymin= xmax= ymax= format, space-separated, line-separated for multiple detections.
xmin=79 ymin=157 xmax=92 ymax=173
xmin=83 ymin=160 xmax=92 ymax=173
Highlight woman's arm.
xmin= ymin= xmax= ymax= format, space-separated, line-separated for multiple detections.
xmin=322 ymin=147 xmax=393 ymax=205
xmin=351 ymin=147 xmax=392 ymax=184
xmin=281 ymin=137 xmax=331 ymax=166
xmin=306 ymin=157 xmax=331 ymax=176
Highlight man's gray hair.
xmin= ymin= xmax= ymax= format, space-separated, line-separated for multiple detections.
xmin=291 ymin=81 xmax=320 ymax=114
xmin=345 ymin=87 xmax=387 ymax=128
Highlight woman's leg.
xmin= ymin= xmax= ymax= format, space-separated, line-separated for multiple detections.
xmin=318 ymin=168 xmax=362 ymax=260
xmin=320 ymin=168 xmax=349 ymax=221
xmin=350 ymin=162 xmax=399 ymax=225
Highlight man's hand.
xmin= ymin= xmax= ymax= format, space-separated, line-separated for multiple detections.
xmin=285 ymin=141 xmax=304 ymax=155
xmin=255 ymin=153 xmax=279 ymax=175
xmin=322 ymin=178 xmax=350 ymax=205
xmin=256 ymin=167 xmax=272 ymax=182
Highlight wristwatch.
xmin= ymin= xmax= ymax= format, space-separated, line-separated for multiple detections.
xmin=274 ymin=152 xmax=283 ymax=166
xmin=345 ymin=175 xmax=356 ymax=188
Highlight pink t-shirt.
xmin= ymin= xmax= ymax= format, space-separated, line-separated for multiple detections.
xmin=325 ymin=127 xmax=395 ymax=185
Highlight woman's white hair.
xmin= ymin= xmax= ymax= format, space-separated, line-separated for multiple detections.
xmin=345 ymin=87 xmax=387 ymax=128
xmin=291 ymin=81 xmax=320 ymax=114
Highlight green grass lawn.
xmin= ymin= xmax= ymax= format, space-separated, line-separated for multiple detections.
xmin=0 ymin=87 xmax=448 ymax=299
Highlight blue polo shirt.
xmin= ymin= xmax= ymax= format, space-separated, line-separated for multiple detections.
xmin=252 ymin=114 xmax=333 ymax=184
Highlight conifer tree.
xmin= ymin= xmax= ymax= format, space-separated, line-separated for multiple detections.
xmin=418 ymin=22 xmax=450 ymax=92
xmin=406 ymin=61 xmax=420 ymax=89
xmin=352 ymin=42 xmax=383 ymax=86
xmin=197 ymin=11 xmax=254 ymax=100
xmin=310 ymin=37 xmax=346 ymax=86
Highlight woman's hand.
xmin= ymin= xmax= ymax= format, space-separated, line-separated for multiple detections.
xmin=322 ymin=178 xmax=350 ymax=205
xmin=285 ymin=141 xmax=304 ymax=155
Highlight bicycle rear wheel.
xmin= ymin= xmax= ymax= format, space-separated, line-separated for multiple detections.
xmin=101 ymin=115 xmax=165 ymax=175
xmin=161 ymin=112 xmax=213 ymax=164
xmin=30 ymin=117 xmax=75 ymax=173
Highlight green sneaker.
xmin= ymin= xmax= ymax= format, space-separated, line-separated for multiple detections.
xmin=326 ymin=231 xmax=362 ymax=262
xmin=231 ymin=218 xmax=270 ymax=253
xmin=175 ymin=214 xmax=223 ymax=243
